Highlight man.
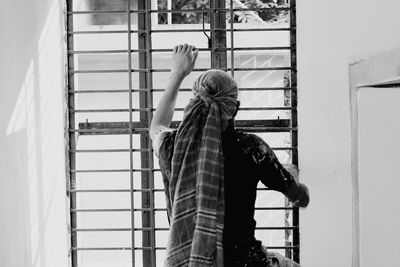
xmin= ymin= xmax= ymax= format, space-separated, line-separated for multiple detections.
xmin=150 ymin=44 xmax=309 ymax=267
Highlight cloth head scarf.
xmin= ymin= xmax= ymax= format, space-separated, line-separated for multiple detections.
xmin=165 ymin=70 xmax=238 ymax=267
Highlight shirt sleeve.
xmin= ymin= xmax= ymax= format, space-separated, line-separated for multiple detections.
xmin=153 ymin=128 xmax=177 ymax=221
xmin=154 ymin=128 xmax=177 ymax=183
xmin=241 ymin=133 xmax=298 ymax=196
xmin=152 ymin=127 xmax=174 ymax=158
xmin=249 ymin=135 xmax=309 ymax=207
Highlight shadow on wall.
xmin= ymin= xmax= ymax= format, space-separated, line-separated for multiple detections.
xmin=0 ymin=1 xmax=69 ymax=267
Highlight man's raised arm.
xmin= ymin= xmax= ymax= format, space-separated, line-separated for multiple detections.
xmin=149 ymin=44 xmax=198 ymax=141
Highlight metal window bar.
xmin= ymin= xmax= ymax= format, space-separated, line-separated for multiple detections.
xmin=66 ymin=0 xmax=299 ymax=266
xmin=288 ymin=0 xmax=299 ymax=262
xmin=127 ymin=0 xmax=136 ymax=266
xmin=66 ymin=1 xmax=77 ymax=266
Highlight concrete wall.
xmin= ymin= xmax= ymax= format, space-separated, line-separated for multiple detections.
xmin=297 ymin=0 xmax=400 ymax=266
xmin=0 ymin=1 xmax=69 ymax=267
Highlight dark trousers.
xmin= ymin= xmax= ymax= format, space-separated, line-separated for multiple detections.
xmin=224 ymin=238 xmax=275 ymax=267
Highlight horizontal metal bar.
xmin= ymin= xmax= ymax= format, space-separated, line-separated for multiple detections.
xmin=255 ymin=226 xmax=297 ymax=230
xmin=70 ymin=187 xmax=289 ymax=193
xmin=71 ymin=189 xmax=130 ymax=193
xmin=152 ymin=29 xmax=210 ymax=33
xmin=68 ymin=30 xmax=131 ymax=35
xmin=254 ymin=207 xmax=294 ymax=210
xmin=68 ymin=28 xmax=292 ymax=35
xmin=232 ymin=67 xmax=292 ymax=71
xmin=68 ymin=10 xmax=132 ymax=15
xmin=68 ymin=47 xmax=292 ymax=54
xmin=72 ymin=246 xmax=297 ymax=251
xmin=263 ymin=246 xmax=299 ymax=250
xmin=72 ymin=227 xmax=169 ymax=232
xmin=214 ymin=27 xmax=291 ymax=32
xmin=69 ymin=49 xmax=130 ymax=54
xmin=71 ymin=222 xmax=294 ymax=237
xmin=72 ymin=108 xmax=143 ymax=113
xmin=71 ymin=206 xmax=292 ymax=213
xmin=69 ymin=87 xmax=296 ymax=94
xmin=236 ymin=127 xmax=295 ymax=132
xmin=71 ymin=127 xmax=296 ymax=135
xmin=67 ymin=10 xmax=152 ymax=15
xmin=69 ymin=128 xmax=148 ymax=134
xmin=72 ymin=119 xmax=294 ymax=135
xmin=71 ymin=207 xmax=295 ymax=213
xmin=151 ymin=28 xmax=291 ymax=33
xmin=155 ymin=7 xmax=291 ymax=13
xmin=70 ymin=66 xmax=292 ymax=74
xmin=72 ymin=208 xmax=131 ymax=212
xmin=233 ymin=46 xmax=292 ymax=51
xmin=71 ymin=208 xmax=167 ymax=212
xmin=70 ymin=168 xmax=157 ymax=173
xmin=71 ymin=148 xmax=150 ymax=153
xmin=72 ymin=247 xmax=165 ymax=251
xmin=154 ymin=7 xmax=291 ymax=13
xmin=70 ymin=67 xmax=210 ymax=74
xmin=69 ymin=89 xmax=133 ymax=93
xmin=240 ymin=107 xmax=294 ymax=111
xmin=77 ymin=119 xmax=290 ymax=130
xmin=68 ymin=29 xmax=211 ymax=35
xmin=215 ymin=7 xmax=291 ymax=12
xmin=70 ymin=69 xmax=130 ymax=74
xmin=70 ymin=146 xmax=294 ymax=153
xmin=72 ymin=247 xmax=133 ymax=251
xmin=237 ymin=87 xmax=295 ymax=91
xmin=70 ymin=189 xmax=164 ymax=193
xmin=68 ymin=7 xmax=291 ymax=15
xmin=73 ymin=227 xmax=131 ymax=232
xmin=71 ymin=106 xmax=293 ymax=113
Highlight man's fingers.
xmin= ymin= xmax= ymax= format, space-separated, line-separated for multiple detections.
xmin=186 ymin=45 xmax=194 ymax=54
xmin=182 ymin=43 xmax=189 ymax=53
xmin=192 ymin=49 xmax=199 ymax=63
xmin=176 ymin=43 xmax=197 ymax=54
xmin=177 ymin=44 xmax=183 ymax=53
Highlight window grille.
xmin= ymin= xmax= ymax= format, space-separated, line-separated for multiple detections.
xmin=66 ymin=0 xmax=298 ymax=266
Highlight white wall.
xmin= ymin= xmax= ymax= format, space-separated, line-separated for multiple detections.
xmin=357 ymin=88 xmax=400 ymax=267
xmin=0 ymin=1 xmax=69 ymax=267
xmin=297 ymin=0 xmax=400 ymax=266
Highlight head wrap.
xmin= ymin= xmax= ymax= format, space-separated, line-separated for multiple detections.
xmin=165 ymin=70 xmax=238 ymax=267
xmin=188 ymin=69 xmax=238 ymax=129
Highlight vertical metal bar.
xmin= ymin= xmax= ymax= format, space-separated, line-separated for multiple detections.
xmin=229 ymin=0 xmax=234 ymax=77
xmin=138 ymin=0 xmax=153 ymax=266
xmin=211 ymin=0 xmax=227 ymax=69
xmin=66 ymin=1 xmax=78 ymax=266
xmin=289 ymin=0 xmax=300 ymax=264
xmin=127 ymin=0 xmax=136 ymax=266
xmin=145 ymin=0 xmax=156 ymax=266
xmin=283 ymin=70 xmax=292 ymax=260
xmin=210 ymin=0 xmax=215 ymax=66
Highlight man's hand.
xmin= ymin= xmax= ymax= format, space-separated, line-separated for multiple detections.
xmin=286 ymin=182 xmax=310 ymax=208
xmin=171 ymin=44 xmax=198 ymax=79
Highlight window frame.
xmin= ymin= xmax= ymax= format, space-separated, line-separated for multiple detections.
xmin=65 ymin=0 xmax=299 ymax=266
